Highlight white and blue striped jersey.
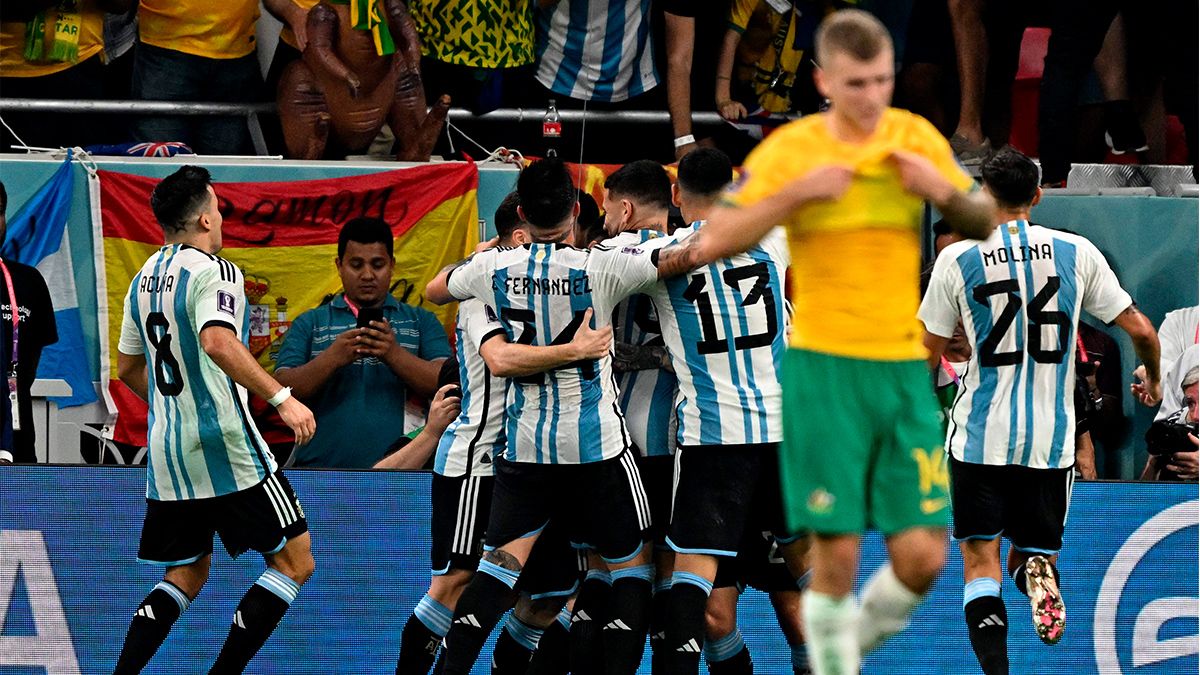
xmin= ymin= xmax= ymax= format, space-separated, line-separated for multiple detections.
xmin=646 ymin=223 xmax=789 ymax=448
xmin=535 ymin=0 xmax=659 ymax=103
xmin=118 ymin=245 xmax=276 ymax=501
xmin=447 ymin=242 xmax=660 ymax=464
xmin=919 ymin=220 xmax=1133 ymax=469
xmin=434 ymin=299 xmax=506 ymax=478
xmin=605 ymin=230 xmax=677 ymax=458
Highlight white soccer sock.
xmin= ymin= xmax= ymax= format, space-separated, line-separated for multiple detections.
xmin=857 ymin=563 xmax=922 ymax=654
xmin=801 ymin=589 xmax=860 ymax=675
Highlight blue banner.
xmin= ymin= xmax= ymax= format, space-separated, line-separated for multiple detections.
xmin=0 ymin=468 xmax=1195 ymax=674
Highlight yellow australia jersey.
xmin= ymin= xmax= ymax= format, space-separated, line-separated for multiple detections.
xmin=278 ymin=0 xmax=320 ymax=50
xmin=139 ymin=0 xmax=260 ymax=59
xmin=0 ymin=7 xmax=104 ymax=77
xmin=725 ymin=108 xmax=976 ymax=361
xmin=411 ymin=0 xmax=534 ymax=69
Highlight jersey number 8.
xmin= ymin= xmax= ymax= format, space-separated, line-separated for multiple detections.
xmin=145 ymin=312 xmax=184 ymax=396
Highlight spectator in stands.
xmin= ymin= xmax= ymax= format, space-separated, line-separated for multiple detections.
xmin=408 ymin=0 xmax=535 ymax=114
xmin=0 ymin=181 xmax=58 ymax=464
xmin=896 ymin=0 xmax=956 ymax=136
xmin=662 ymin=0 xmax=726 ymax=160
xmin=1133 ymin=305 xmax=1198 ymax=414
xmin=0 ymin=0 xmax=132 ymax=151
xmin=131 ymin=0 xmax=265 ymax=155
xmin=1076 ymin=321 xmax=1125 ymax=475
xmin=1140 ymin=364 xmax=1199 ymax=482
xmin=275 ymin=217 xmax=451 ymax=469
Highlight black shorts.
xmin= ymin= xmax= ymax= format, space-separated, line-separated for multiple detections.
xmin=949 ymin=457 xmax=1074 ymax=555
xmin=137 ymin=471 xmax=308 ymax=565
xmin=487 ymin=451 xmax=652 ymax=564
xmin=667 ymin=443 xmax=787 ymax=557
xmin=517 ymin=519 xmax=587 ymax=599
xmin=635 ymin=453 xmax=675 ymax=545
xmin=431 ymin=473 xmax=493 ymax=575
xmin=713 ymin=528 xmax=797 ymax=592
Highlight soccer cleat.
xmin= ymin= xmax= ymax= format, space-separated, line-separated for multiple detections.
xmin=1025 ymin=556 xmax=1065 ymax=645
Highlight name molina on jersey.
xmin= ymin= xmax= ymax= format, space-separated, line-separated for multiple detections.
xmin=498 ymin=274 xmax=593 ymax=296
xmin=982 ymin=243 xmax=1054 ymax=267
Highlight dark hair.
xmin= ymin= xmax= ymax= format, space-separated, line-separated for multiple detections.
xmin=815 ymin=9 xmax=892 ymax=66
xmin=981 ymin=148 xmax=1040 ymax=208
xmin=677 ymin=148 xmax=733 ymax=197
xmin=575 ymin=193 xmax=606 ymax=247
xmin=932 ymin=219 xmax=952 ymax=237
xmin=604 ymin=159 xmax=672 ymax=211
xmin=518 ymin=158 xmax=576 ymax=229
xmin=150 ymin=165 xmax=214 ymax=234
xmin=337 ymin=216 xmax=394 ymax=259
xmin=494 ymin=191 xmax=523 ymax=242
xmin=0 ymin=180 xmax=7 ymax=214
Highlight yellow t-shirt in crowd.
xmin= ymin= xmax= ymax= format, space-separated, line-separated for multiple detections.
xmin=724 ymin=108 xmax=976 ymax=361
xmin=139 ymin=0 xmax=260 ymax=59
xmin=727 ymin=0 xmax=803 ymax=114
xmin=278 ymin=0 xmax=320 ymax=50
xmin=410 ymin=0 xmax=534 ymax=69
xmin=0 ymin=7 xmax=105 ymax=78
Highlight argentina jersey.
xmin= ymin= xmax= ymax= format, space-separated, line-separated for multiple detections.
xmin=605 ymin=230 xmax=677 ymax=458
xmin=919 ymin=220 xmax=1134 ymax=469
xmin=446 ymin=242 xmax=660 ymax=464
xmin=534 ymin=0 xmax=659 ymax=103
xmin=117 ymin=245 xmax=276 ymax=501
xmin=648 ymin=223 xmax=789 ymax=447
xmin=434 ymin=299 xmax=507 ymax=478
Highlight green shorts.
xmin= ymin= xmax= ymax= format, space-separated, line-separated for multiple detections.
xmin=779 ymin=348 xmax=950 ymax=535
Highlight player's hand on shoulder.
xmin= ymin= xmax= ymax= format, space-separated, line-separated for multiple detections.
xmin=426 ymin=383 xmax=462 ymax=435
xmin=474 ymin=236 xmax=501 ymax=254
xmin=888 ymin=149 xmax=954 ymax=203
xmin=278 ymin=397 xmax=317 ymax=446
xmin=789 ymin=165 xmax=854 ymax=205
xmin=569 ymin=308 xmax=613 ymax=361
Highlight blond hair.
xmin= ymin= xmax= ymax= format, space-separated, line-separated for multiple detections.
xmin=815 ymin=9 xmax=893 ymax=67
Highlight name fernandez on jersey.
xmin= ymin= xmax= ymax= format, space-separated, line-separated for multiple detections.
xmin=501 ymin=274 xmax=592 ymax=296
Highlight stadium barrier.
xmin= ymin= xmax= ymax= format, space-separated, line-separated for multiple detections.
xmin=1 ymin=466 xmax=1195 ymax=674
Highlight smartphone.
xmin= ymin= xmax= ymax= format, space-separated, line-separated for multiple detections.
xmin=356 ymin=307 xmax=385 ymax=329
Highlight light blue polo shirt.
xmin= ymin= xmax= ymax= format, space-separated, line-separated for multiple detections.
xmin=277 ymin=294 xmax=450 ymax=468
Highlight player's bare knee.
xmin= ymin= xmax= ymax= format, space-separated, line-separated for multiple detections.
xmin=704 ymin=592 xmax=736 ymax=639
xmin=483 ymin=548 xmax=524 ymax=573
xmin=894 ymin=548 xmax=945 ymax=594
xmin=269 ymin=537 xmax=316 ymax=585
xmin=514 ymin=594 xmax=564 ymax=626
xmin=164 ymin=555 xmax=211 ymax=598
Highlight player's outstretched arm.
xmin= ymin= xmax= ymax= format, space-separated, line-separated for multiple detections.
xmin=1114 ymin=304 xmax=1162 ymax=404
xmin=479 ymin=308 xmax=613 ymax=377
xmin=200 ymin=325 xmax=316 ymax=445
xmin=373 ymin=383 xmax=461 ymax=470
xmin=117 ymin=352 xmax=150 ymax=402
xmin=425 ymin=265 xmax=460 ymax=305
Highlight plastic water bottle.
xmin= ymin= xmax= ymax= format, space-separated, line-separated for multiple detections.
xmin=542 ymin=99 xmax=561 ymax=158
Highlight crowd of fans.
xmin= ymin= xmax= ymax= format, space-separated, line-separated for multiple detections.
xmin=1 ymin=1 xmax=1196 ymax=171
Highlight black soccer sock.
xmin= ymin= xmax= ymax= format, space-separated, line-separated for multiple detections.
xmin=964 ymin=578 xmax=1009 ymax=675
xmin=492 ymin=615 xmax=544 ymax=675
xmin=397 ymin=594 xmax=454 ymax=675
xmin=526 ymin=605 xmax=572 ymax=675
xmin=602 ymin=564 xmax=654 ymax=675
xmin=114 ymin=581 xmax=191 ymax=674
xmin=569 ymin=569 xmax=612 ymax=675
xmin=661 ymin=572 xmax=713 ymax=675
xmin=649 ymin=579 xmax=672 ymax=673
xmin=437 ymin=561 xmax=521 ymax=675
xmin=705 ymin=629 xmax=753 ymax=675
xmin=210 ymin=569 xmax=300 ymax=674
xmin=1011 ymin=558 xmax=1059 ymax=597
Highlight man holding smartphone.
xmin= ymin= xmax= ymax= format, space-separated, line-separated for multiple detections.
xmin=275 ymin=217 xmax=451 ymax=468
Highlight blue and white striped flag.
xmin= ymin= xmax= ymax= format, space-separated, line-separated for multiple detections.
xmin=3 ymin=152 xmax=97 ymax=407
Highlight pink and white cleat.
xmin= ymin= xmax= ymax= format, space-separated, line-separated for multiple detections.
xmin=1026 ymin=555 xmax=1065 ymax=645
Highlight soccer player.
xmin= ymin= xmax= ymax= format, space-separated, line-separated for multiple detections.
xmin=597 ymin=160 xmax=677 ymax=668
xmin=658 ymin=10 xmax=997 ymax=674
xmin=666 ymin=148 xmax=810 ymax=675
xmin=918 ymin=148 xmax=1162 ymax=674
xmin=425 ymin=158 xmax=694 ymax=675
xmin=395 ymin=192 xmax=611 ymax=675
xmin=112 ymin=166 xmax=318 ymax=674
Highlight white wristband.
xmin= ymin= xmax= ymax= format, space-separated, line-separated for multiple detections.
xmin=673 ymin=134 xmax=696 ymax=149
xmin=267 ymin=387 xmax=292 ymax=407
